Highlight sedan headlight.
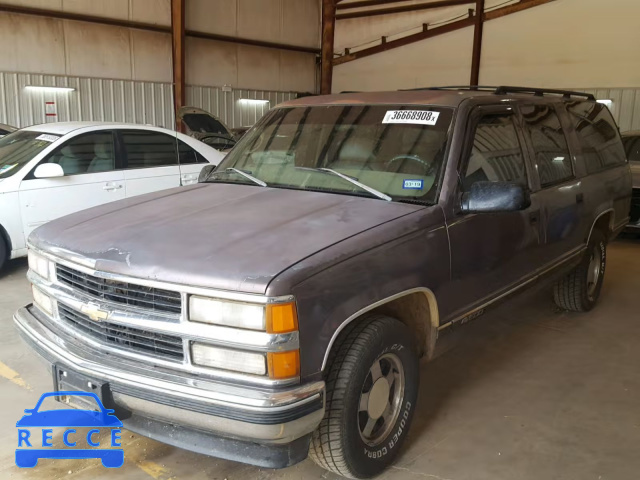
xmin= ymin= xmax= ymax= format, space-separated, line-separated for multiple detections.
xmin=28 ymin=250 xmax=53 ymax=281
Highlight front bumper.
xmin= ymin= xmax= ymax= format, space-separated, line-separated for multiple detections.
xmin=14 ymin=305 xmax=325 ymax=468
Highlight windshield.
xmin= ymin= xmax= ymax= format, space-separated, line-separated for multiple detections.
xmin=0 ymin=131 xmax=60 ymax=179
xmin=211 ymin=105 xmax=454 ymax=202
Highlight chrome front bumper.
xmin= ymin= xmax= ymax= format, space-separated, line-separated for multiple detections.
xmin=14 ymin=305 xmax=325 ymax=450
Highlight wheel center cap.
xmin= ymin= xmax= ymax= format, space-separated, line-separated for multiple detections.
xmin=368 ymin=378 xmax=390 ymax=419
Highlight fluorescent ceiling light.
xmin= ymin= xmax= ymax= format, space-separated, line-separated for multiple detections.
xmin=25 ymin=85 xmax=75 ymax=93
xmin=597 ymin=99 xmax=613 ymax=107
xmin=238 ymin=98 xmax=270 ymax=105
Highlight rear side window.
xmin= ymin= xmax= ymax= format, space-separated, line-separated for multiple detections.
xmin=178 ymin=141 xmax=209 ymax=164
xmin=520 ymin=105 xmax=573 ymax=187
xmin=566 ymin=102 xmax=626 ymax=173
xmin=623 ymin=135 xmax=640 ymax=163
xmin=463 ymin=113 xmax=527 ymax=191
xmin=122 ymin=131 xmax=177 ymax=169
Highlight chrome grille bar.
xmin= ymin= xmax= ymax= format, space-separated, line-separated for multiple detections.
xmin=57 ymin=264 xmax=182 ymax=314
xmin=58 ymin=303 xmax=184 ymax=361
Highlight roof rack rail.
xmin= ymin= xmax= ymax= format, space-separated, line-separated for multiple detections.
xmin=403 ymin=85 xmax=498 ymax=92
xmin=493 ymin=86 xmax=595 ymax=100
xmin=402 ymin=85 xmax=596 ymax=101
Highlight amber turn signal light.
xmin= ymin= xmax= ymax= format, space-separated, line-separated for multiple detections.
xmin=266 ymin=302 xmax=298 ymax=334
xmin=267 ymin=350 xmax=300 ymax=379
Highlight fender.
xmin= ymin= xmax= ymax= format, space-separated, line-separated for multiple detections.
xmin=321 ymin=287 xmax=440 ymax=371
xmin=586 ymin=208 xmax=614 ymax=245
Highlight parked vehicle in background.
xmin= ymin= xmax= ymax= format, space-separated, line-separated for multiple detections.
xmin=178 ymin=106 xmax=237 ymax=151
xmin=15 ymin=87 xmax=631 ymax=478
xmin=0 ymin=123 xmax=16 ymax=137
xmin=0 ymin=122 xmax=224 ymax=271
xmin=230 ymin=126 xmax=251 ymax=141
xmin=622 ymin=131 xmax=640 ymax=232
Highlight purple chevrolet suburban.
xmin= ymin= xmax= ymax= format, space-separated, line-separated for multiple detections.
xmin=15 ymin=87 xmax=632 ymax=478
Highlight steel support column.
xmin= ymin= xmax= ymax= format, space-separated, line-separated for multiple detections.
xmin=321 ymin=0 xmax=336 ymax=94
xmin=171 ymin=0 xmax=186 ymax=130
xmin=470 ymin=0 xmax=485 ymax=86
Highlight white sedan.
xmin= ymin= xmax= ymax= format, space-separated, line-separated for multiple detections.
xmin=0 ymin=122 xmax=225 ymax=270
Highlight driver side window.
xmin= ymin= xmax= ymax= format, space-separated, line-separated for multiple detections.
xmin=43 ymin=132 xmax=115 ymax=175
xmin=463 ymin=114 xmax=527 ymax=191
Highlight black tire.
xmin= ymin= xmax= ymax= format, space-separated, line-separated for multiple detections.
xmin=553 ymin=229 xmax=607 ymax=312
xmin=309 ymin=315 xmax=419 ymax=479
xmin=0 ymin=235 xmax=7 ymax=273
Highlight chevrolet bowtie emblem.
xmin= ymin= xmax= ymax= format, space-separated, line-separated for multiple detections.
xmin=80 ymin=303 xmax=110 ymax=322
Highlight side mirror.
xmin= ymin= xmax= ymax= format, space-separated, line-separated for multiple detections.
xmin=461 ymin=181 xmax=530 ymax=213
xmin=34 ymin=163 xmax=64 ymax=179
xmin=198 ymin=164 xmax=216 ymax=183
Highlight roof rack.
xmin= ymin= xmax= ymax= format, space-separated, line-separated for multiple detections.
xmin=403 ymin=85 xmax=596 ymax=101
xmin=403 ymin=86 xmax=498 ymax=92
xmin=494 ymin=86 xmax=595 ymax=100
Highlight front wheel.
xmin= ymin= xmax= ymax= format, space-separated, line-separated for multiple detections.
xmin=554 ymin=230 xmax=607 ymax=312
xmin=309 ymin=315 xmax=419 ymax=479
xmin=0 ymin=236 xmax=7 ymax=273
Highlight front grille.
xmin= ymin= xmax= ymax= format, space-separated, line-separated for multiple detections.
xmin=56 ymin=264 xmax=182 ymax=315
xmin=58 ymin=304 xmax=184 ymax=361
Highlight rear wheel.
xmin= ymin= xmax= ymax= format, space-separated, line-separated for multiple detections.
xmin=309 ymin=315 xmax=419 ymax=478
xmin=554 ymin=229 xmax=607 ymax=312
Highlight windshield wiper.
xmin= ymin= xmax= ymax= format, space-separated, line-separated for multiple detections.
xmin=209 ymin=167 xmax=267 ymax=187
xmin=313 ymin=168 xmax=391 ymax=201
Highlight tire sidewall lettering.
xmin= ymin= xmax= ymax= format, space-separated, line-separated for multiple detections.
xmin=362 ymin=400 xmax=413 ymax=459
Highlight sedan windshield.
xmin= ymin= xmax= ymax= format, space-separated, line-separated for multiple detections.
xmin=0 ymin=131 xmax=60 ymax=179
xmin=210 ymin=105 xmax=454 ymax=202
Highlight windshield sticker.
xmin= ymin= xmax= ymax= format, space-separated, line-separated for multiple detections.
xmin=35 ymin=134 xmax=59 ymax=143
xmin=403 ymin=179 xmax=424 ymax=190
xmin=383 ymin=110 xmax=440 ymax=126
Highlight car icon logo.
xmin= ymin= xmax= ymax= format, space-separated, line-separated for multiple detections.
xmin=16 ymin=391 xmax=124 ymax=468
xmin=80 ymin=303 xmax=109 ymax=322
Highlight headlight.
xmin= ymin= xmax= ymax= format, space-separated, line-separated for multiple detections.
xmin=191 ymin=343 xmax=267 ymax=375
xmin=189 ymin=296 xmax=265 ymax=330
xmin=189 ymin=296 xmax=298 ymax=333
xmin=32 ymin=286 xmax=53 ymax=316
xmin=28 ymin=250 xmax=53 ymax=280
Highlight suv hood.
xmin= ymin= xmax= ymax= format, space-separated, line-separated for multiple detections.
xmin=30 ymin=184 xmax=422 ymax=294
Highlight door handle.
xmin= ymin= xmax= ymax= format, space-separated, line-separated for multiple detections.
xmin=576 ymin=193 xmax=584 ymax=204
xmin=103 ymin=183 xmax=123 ymax=191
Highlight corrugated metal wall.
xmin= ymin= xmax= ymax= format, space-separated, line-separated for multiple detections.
xmin=186 ymin=86 xmax=297 ymax=128
xmin=0 ymin=71 xmax=298 ymax=130
xmin=0 ymin=72 xmax=174 ymax=129
xmin=581 ymin=88 xmax=640 ymax=133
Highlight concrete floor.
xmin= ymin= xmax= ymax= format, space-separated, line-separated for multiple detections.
xmin=1 ymin=237 xmax=639 ymax=480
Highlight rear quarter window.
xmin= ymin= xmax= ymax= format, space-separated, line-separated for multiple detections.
xmin=520 ymin=104 xmax=573 ymax=187
xmin=622 ymin=135 xmax=640 ymax=163
xmin=566 ymin=101 xmax=626 ymax=174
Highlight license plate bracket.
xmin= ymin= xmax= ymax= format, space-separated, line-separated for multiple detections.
xmin=52 ymin=365 xmax=110 ymax=411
